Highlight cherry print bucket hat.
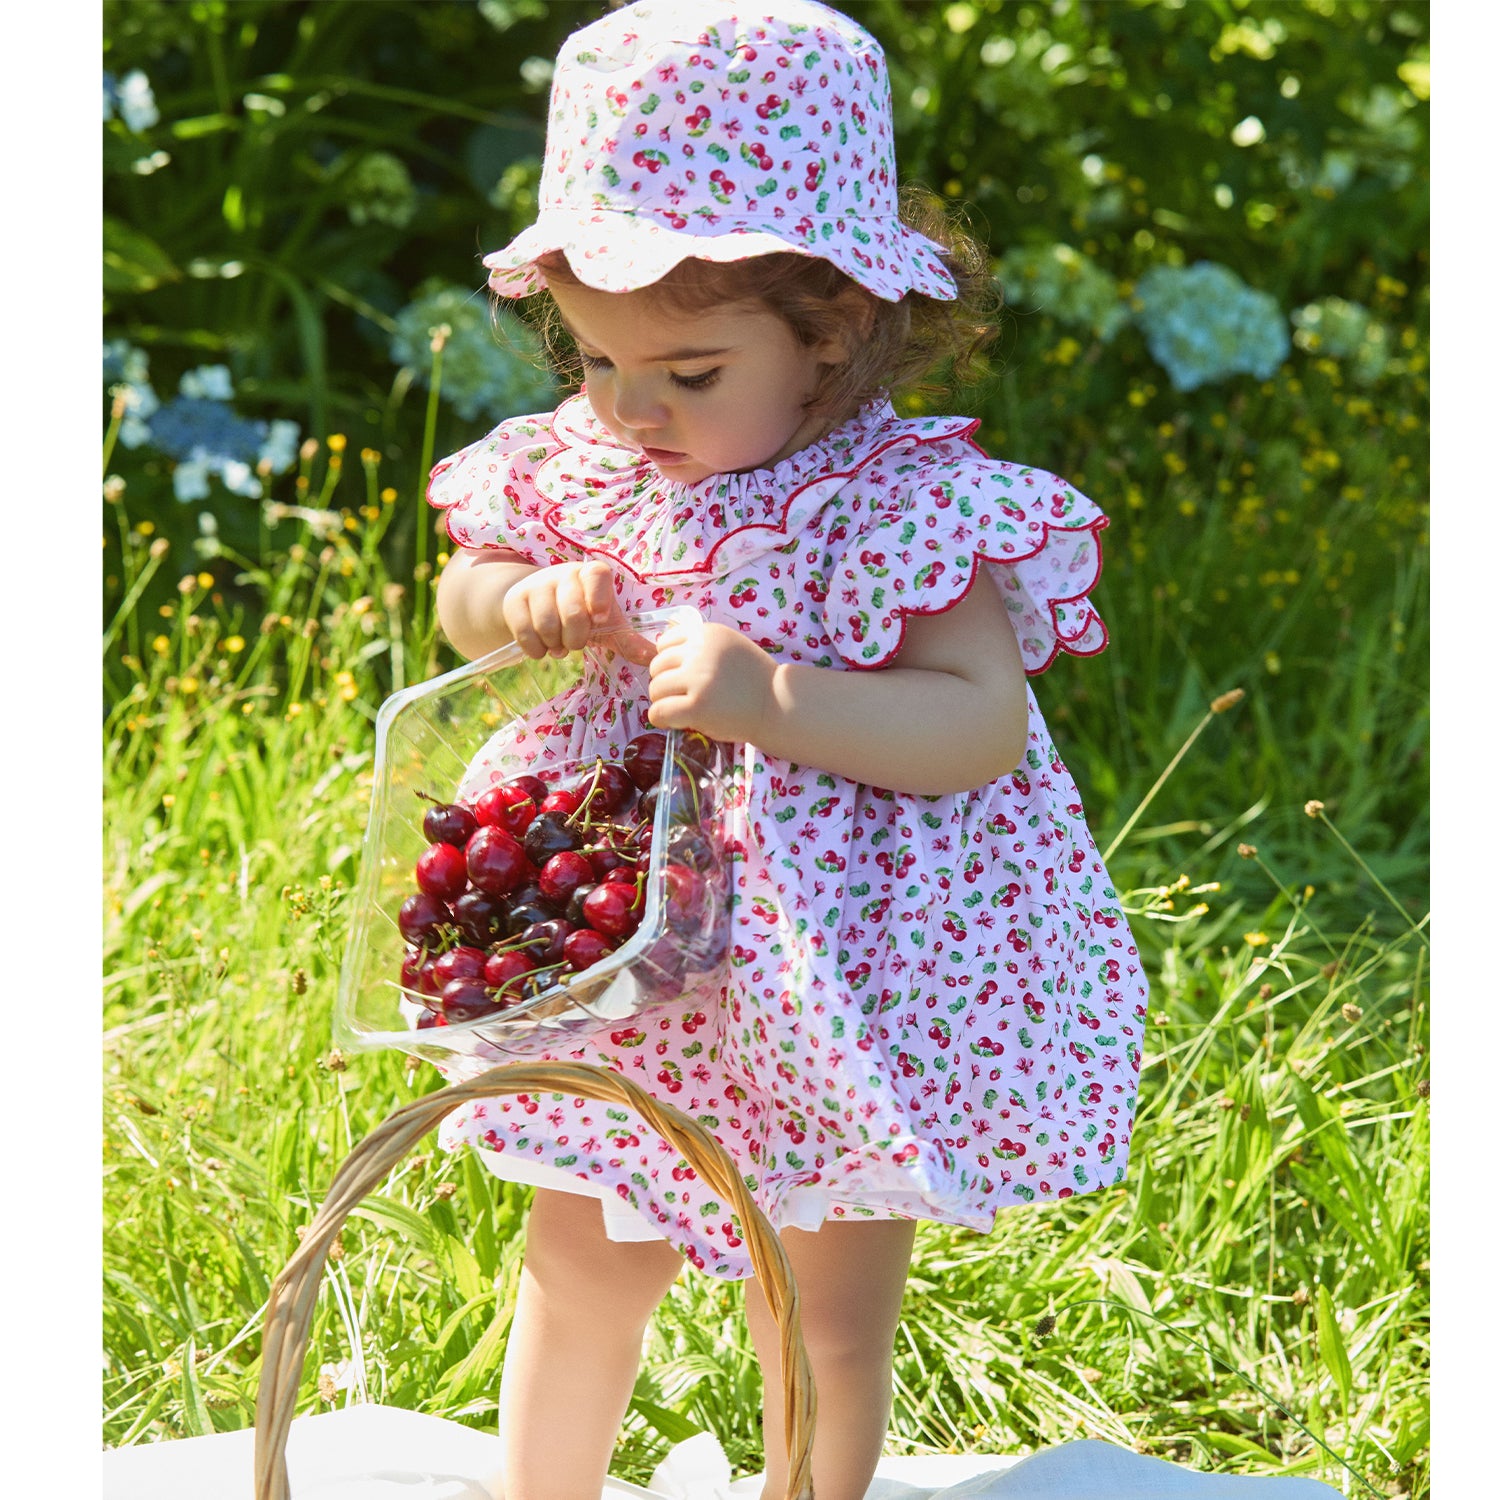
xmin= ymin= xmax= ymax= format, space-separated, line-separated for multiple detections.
xmin=482 ymin=0 xmax=957 ymax=303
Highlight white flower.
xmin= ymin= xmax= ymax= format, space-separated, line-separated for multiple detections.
xmin=172 ymin=456 xmax=213 ymax=503
xmin=117 ymin=70 xmax=160 ymax=134
xmin=116 ymin=381 xmax=160 ymax=449
xmin=218 ymin=459 xmax=263 ymax=498
xmin=258 ymin=419 xmax=301 ymax=474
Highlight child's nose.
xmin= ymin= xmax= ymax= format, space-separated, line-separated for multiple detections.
xmin=611 ymin=377 xmax=667 ymax=431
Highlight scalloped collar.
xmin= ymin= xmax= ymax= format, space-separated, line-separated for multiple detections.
xmin=529 ymin=392 xmax=980 ymax=581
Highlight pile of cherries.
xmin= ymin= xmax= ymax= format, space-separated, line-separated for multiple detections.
xmin=397 ymin=729 xmax=726 ymax=1030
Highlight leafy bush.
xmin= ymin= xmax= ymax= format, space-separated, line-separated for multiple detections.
xmin=102 ymin=6 xmax=1429 ymax=1490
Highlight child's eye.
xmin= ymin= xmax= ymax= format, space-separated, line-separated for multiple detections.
xmin=577 ymin=351 xmax=611 ymax=372
xmin=670 ymin=369 xmax=720 ymax=391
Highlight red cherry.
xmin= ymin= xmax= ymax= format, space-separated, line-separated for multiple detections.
xmin=451 ymin=888 xmax=509 ymax=947
xmin=564 ymin=927 xmax=617 ymax=971
xmin=540 ymin=788 xmax=582 ymax=816
xmin=539 ymin=849 xmax=595 ymax=905
xmin=422 ymin=802 xmax=478 ymax=847
xmin=465 ymin=825 xmax=529 ymax=895
xmin=583 ymin=880 xmax=645 ymax=938
xmin=398 ymin=892 xmax=451 ymax=944
xmin=676 ymin=730 xmax=716 ymax=772
xmin=623 ymin=731 xmax=668 ymax=790
xmin=566 ymin=882 xmax=597 ymax=925
xmin=605 ymin=863 xmax=640 ymax=886
xmin=415 ymin=1010 xmax=449 ymax=1029
xmin=519 ymin=918 xmax=573 ymax=966
xmin=441 ymin=976 xmax=501 ymax=1022
xmin=662 ymin=863 xmax=703 ymax=927
xmin=400 ymin=948 xmax=435 ymax=1001
xmin=667 ymin=825 xmax=716 ymax=872
xmin=474 ymin=782 xmax=538 ymax=835
xmin=415 ymin=842 xmax=469 ymax=901
xmin=589 ymin=844 xmax=630 ymax=879
xmin=508 ymin=774 xmax=549 ymax=803
xmin=523 ymin=811 xmax=583 ymax=864
xmin=483 ymin=948 xmax=536 ymax=1003
xmin=507 ymin=896 xmax=560 ymax=935
xmin=579 ymin=762 xmax=636 ymax=814
xmin=429 ymin=945 xmax=488 ymax=989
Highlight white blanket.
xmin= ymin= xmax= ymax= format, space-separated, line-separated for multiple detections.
xmin=101 ymin=1403 xmax=1342 ymax=1499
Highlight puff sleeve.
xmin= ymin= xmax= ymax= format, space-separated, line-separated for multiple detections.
xmin=822 ymin=456 xmax=1110 ymax=674
xmin=426 ymin=411 xmax=560 ymax=555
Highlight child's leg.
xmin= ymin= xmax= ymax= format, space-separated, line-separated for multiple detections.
xmin=497 ymin=1187 xmax=683 ymax=1500
xmin=744 ymin=1218 xmax=917 ymax=1500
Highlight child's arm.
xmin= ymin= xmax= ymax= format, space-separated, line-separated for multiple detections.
xmin=436 ymin=550 xmax=642 ymax=661
xmin=647 ymin=574 xmax=1029 ymax=796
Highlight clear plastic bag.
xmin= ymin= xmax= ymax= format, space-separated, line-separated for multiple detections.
xmin=335 ymin=607 xmax=731 ymax=1066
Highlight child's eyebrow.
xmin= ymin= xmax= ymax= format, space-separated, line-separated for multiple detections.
xmin=557 ymin=314 xmax=730 ymax=362
xmin=651 ymin=344 xmax=732 ymax=361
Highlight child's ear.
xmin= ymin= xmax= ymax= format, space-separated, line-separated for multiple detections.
xmin=816 ymin=287 xmax=877 ymax=365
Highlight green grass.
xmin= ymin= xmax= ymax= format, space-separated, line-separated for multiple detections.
xmin=103 ymin=390 xmax=1428 ymax=1496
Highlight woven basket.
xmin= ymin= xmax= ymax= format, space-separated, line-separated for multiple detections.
xmin=254 ymin=1060 xmax=817 ymax=1499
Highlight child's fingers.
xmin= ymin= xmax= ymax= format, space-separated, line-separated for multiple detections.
xmin=501 ymin=586 xmax=549 ymax=659
xmin=604 ymin=628 xmax=657 ymax=665
xmin=551 ymin=569 xmax=594 ymax=652
xmin=579 ymin=560 xmax=620 ymax=625
xmin=645 ymin=684 xmax=691 ymax=729
xmin=647 ymin=641 xmax=683 ymax=683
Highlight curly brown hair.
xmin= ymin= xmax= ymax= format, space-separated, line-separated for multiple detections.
xmin=524 ymin=186 xmax=998 ymax=420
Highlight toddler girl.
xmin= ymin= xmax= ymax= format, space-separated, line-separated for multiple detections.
xmin=428 ymin=4 xmax=1147 ymax=1497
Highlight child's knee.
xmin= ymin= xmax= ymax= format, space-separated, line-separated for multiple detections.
xmin=522 ymin=1190 xmax=680 ymax=1324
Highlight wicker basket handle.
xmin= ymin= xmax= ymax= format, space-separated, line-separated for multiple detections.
xmin=254 ymin=1060 xmax=816 ymax=1499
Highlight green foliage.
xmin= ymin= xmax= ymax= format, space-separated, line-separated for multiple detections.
xmin=103 ymin=3 xmax=1428 ymax=1494
xmin=101 ymin=497 xmax=1430 ymax=1491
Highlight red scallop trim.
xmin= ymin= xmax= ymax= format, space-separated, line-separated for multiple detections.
xmin=427 ymin=402 xmax=1111 ymax=676
xmin=529 ymin=406 xmax=983 ymax=584
xmin=835 ymin=514 xmax=1110 ymax=678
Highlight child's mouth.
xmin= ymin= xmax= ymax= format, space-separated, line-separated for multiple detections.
xmin=642 ymin=446 xmax=689 ymax=466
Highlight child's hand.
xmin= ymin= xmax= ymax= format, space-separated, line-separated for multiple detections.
xmin=501 ymin=560 xmax=651 ymax=661
xmin=647 ymin=618 xmax=775 ymax=742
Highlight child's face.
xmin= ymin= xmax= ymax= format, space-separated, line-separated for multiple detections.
xmin=548 ymin=278 xmax=848 ymax=484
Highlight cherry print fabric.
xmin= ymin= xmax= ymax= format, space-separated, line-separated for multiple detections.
xmin=427 ymin=395 xmax=1148 ymax=1279
xmin=482 ymin=0 xmax=958 ymax=304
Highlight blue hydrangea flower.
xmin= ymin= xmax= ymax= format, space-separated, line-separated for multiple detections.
xmin=103 ymin=344 xmax=302 ymax=500
xmin=1131 ymin=262 xmax=1290 ymax=392
xmin=150 ymin=375 xmax=301 ymax=502
xmin=105 ymin=69 xmax=159 ymax=133
xmin=105 ymin=339 xmax=160 ymax=447
xmin=1291 ymin=297 xmax=1390 ymax=384
xmin=103 ymin=338 xmax=149 ymax=386
xmin=997 ymin=243 xmax=1129 ymax=342
xmin=338 ymin=150 xmax=418 ymax=228
xmin=389 ymin=279 xmax=555 ymax=424
xmin=179 ymin=364 xmax=235 ymax=401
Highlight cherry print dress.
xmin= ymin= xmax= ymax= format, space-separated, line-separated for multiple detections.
xmin=426 ymin=392 xmax=1148 ymax=1278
